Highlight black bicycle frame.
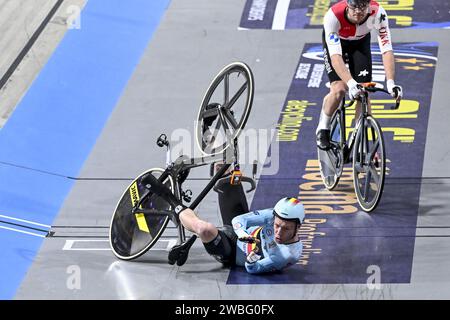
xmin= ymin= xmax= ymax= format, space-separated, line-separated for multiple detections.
xmin=338 ymin=92 xmax=370 ymax=162
xmin=131 ymin=131 xmax=239 ymax=242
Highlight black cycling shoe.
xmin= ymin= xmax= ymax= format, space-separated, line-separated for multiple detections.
xmin=316 ymin=129 xmax=331 ymax=150
xmin=168 ymin=235 xmax=198 ymax=266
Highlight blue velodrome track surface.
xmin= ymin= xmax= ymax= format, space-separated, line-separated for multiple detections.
xmin=0 ymin=0 xmax=170 ymax=299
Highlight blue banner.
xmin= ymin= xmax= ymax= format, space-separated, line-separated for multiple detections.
xmin=240 ymin=0 xmax=450 ymax=29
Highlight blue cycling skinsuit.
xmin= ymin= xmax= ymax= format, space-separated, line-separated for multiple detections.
xmin=232 ymin=209 xmax=303 ymax=274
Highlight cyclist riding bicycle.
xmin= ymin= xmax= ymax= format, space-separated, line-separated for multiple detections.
xmin=316 ymin=0 xmax=403 ymax=150
xmin=170 ymin=197 xmax=304 ymax=274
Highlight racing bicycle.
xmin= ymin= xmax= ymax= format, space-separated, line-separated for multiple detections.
xmin=109 ymin=62 xmax=255 ymax=261
xmin=318 ymin=82 xmax=401 ymax=212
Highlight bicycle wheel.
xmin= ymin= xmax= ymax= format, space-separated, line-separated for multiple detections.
xmin=109 ymin=168 xmax=175 ymax=260
xmin=352 ymin=115 xmax=386 ymax=212
xmin=318 ymin=111 xmax=344 ymax=190
xmin=195 ymin=62 xmax=254 ymax=156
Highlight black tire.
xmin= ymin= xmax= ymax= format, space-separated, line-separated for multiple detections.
xmin=109 ymin=168 xmax=175 ymax=260
xmin=318 ymin=110 xmax=344 ymax=190
xmin=352 ymin=116 xmax=386 ymax=212
xmin=195 ymin=62 xmax=254 ymax=156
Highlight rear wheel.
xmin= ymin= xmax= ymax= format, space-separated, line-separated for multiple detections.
xmin=318 ymin=111 xmax=344 ymax=190
xmin=352 ymin=116 xmax=386 ymax=212
xmin=109 ymin=168 xmax=175 ymax=260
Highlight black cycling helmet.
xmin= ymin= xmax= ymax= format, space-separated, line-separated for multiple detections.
xmin=347 ymin=0 xmax=371 ymax=8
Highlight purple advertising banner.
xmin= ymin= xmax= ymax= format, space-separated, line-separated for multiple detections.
xmin=228 ymin=42 xmax=438 ymax=284
xmin=240 ymin=0 xmax=450 ymax=29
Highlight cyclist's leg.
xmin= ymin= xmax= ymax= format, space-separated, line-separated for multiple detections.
xmin=319 ymin=30 xmax=347 ymax=149
xmin=178 ymin=208 xmax=236 ymax=265
xmin=179 ymin=208 xmax=218 ymax=243
xmin=168 ymin=208 xmax=219 ymax=266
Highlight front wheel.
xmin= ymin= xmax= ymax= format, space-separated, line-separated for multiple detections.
xmin=352 ymin=116 xmax=386 ymax=212
xmin=109 ymin=168 xmax=175 ymax=260
xmin=195 ymin=62 xmax=254 ymax=156
xmin=318 ymin=110 xmax=344 ymax=190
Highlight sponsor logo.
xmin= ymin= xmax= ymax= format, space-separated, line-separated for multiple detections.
xmin=358 ymin=69 xmax=369 ymax=77
xmin=276 ymin=100 xmax=314 ymax=142
xmin=328 ymin=32 xmax=340 ymax=44
xmin=129 ymin=182 xmax=140 ymax=207
xmin=248 ymin=0 xmax=268 ymax=21
xmin=295 ymin=63 xmax=311 ymax=79
xmin=308 ymin=64 xmax=325 ymax=88
xmin=233 ymin=222 xmax=243 ymax=230
xmin=378 ymin=26 xmax=390 ymax=46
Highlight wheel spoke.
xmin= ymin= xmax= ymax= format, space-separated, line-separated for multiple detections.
xmin=354 ymin=162 xmax=364 ymax=173
xmin=218 ymin=108 xmax=230 ymax=132
xmin=368 ymin=163 xmax=380 ymax=186
xmin=224 ymin=74 xmax=229 ymax=104
xmin=368 ymin=140 xmax=379 ymax=161
xmin=201 ymin=106 xmax=219 ymax=120
xmin=223 ymin=109 xmax=239 ymax=130
xmin=363 ymin=166 xmax=372 ymax=201
xmin=224 ymin=82 xmax=248 ymax=110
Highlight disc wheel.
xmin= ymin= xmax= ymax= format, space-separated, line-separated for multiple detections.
xmin=109 ymin=168 xmax=175 ymax=260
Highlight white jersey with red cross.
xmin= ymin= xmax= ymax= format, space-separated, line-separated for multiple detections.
xmin=324 ymin=0 xmax=393 ymax=56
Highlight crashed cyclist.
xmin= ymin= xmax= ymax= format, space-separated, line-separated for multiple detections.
xmin=140 ymin=159 xmax=304 ymax=274
xmin=170 ymin=197 xmax=304 ymax=274
xmin=316 ymin=0 xmax=404 ymax=150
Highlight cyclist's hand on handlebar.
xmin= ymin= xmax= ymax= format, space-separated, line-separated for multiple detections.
xmin=387 ymin=79 xmax=403 ymax=99
xmin=347 ymin=79 xmax=363 ymax=100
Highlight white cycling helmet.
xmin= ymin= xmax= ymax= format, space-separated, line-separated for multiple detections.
xmin=273 ymin=197 xmax=305 ymax=224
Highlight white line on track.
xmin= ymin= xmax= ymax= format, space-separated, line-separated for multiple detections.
xmin=0 ymin=214 xmax=51 ymax=228
xmin=0 ymin=225 xmax=46 ymax=238
xmin=62 ymin=239 xmax=177 ymax=251
xmin=272 ymin=0 xmax=290 ymax=30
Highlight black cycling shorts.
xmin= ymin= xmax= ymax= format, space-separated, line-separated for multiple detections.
xmin=322 ymin=30 xmax=372 ymax=84
xmin=203 ymin=225 xmax=238 ymax=266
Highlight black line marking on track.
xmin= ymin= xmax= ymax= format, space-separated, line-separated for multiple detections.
xmin=0 ymin=219 xmax=49 ymax=234
xmin=2 ymin=161 xmax=450 ymax=182
xmin=0 ymin=0 xmax=65 ymax=90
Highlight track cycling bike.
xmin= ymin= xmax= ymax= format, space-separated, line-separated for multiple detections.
xmin=318 ymin=82 xmax=401 ymax=212
xmin=109 ymin=62 xmax=255 ymax=261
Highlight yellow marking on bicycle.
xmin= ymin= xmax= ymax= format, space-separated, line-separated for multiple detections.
xmin=130 ymin=181 xmax=140 ymax=207
xmin=135 ymin=213 xmax=150 ymax=233
xmin=130 ymin=181 xmax=150 ymax=233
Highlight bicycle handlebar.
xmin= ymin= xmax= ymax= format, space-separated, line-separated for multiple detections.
xmin=344 ymin=83 xmax=401 ymax=110
xmin=213 ymin=175 xmax=256 ymax=193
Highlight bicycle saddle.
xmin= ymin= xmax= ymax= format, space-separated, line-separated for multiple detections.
xmin=168 ymin=235 xmax=197 ymax=266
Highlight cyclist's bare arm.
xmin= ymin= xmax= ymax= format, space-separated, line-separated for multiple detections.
xmin=382 ymin=50 xmax=395 ymax=83
xmin=330 ymin=54 xmax=353 ymax=84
